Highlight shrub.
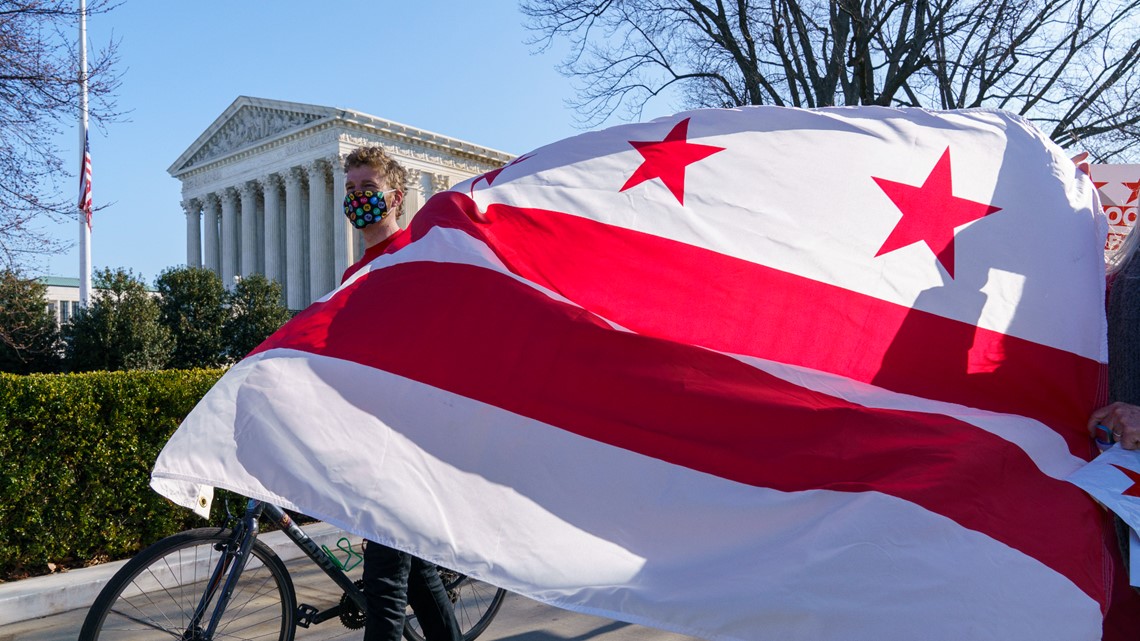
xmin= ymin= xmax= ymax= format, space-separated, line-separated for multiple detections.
xmin=0 ymin=369 xmax=225 ymax=576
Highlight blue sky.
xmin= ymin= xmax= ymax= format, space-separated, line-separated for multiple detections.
xmin=36 ymin=1 xmax=675 ymax=282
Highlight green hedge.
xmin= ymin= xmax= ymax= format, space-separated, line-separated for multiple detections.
xmin=0 ymin=369 xmax=227 ymax=575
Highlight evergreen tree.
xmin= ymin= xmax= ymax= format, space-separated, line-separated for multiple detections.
xmin=155 ymin=266 xmax=228 ymax=368
xmin=65 ymin=267 xmax=172 ymax=371
xmin=0 ymin=269 xmax=61 ymax=373
xmin=223 ymin=274 xmax=291 ymax=361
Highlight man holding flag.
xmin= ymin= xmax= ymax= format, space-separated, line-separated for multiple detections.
xmin=340 ymin=145 xmax=461 ymax=641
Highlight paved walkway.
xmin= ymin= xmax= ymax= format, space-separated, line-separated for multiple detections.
xmin=0 ymin=525 xmax=703 ymax=641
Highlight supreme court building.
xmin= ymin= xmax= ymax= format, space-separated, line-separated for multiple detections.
xmin=170 ymin=96 xmax=513 ymax=309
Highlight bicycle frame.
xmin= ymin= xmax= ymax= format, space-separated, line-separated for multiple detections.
xmin=197 ymin=499 xmax=369 ymax=634
xmin=260 ymin=502 xmax=368 ymax=627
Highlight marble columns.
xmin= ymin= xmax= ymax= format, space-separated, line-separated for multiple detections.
xmin=183 ymin=199 xmax=202 ymax=268
xmin=307 ymin=159 xmax=334 ymax=298
xmin=185 ymin=163 xmax=458 ymax=308
xmin=260 ymin=174 xmax=284 ymax=289
xmin=284 ymin=167 xmax=307 ymax=309
xmin=202 ymin=194 xmax=220 ymax=273
xmin=239 ymin=182 xmax=259 ymax=278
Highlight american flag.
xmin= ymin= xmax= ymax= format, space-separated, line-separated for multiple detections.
xmin=78 ymin=131 xmax=92 ymax=228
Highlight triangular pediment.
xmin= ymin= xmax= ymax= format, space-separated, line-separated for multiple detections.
xmin=169 ymin=96 xmax=337 ymax=174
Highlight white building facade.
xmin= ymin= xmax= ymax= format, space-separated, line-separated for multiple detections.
xmin=41 ymin=277 xmax=156 ymax=325
xmin=42 ymin=277 xmax=81 ymax=325
xmin=170 ymin=96 xmax=513 ymax=309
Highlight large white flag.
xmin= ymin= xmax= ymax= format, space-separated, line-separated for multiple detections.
xmin=153 ymin=106 xmax=1140 ymax=640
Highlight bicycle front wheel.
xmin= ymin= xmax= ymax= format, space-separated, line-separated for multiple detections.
xmin=79 ymin=527 xmax=296 ymax=641
xmin=403 ymin=568 xmax=506 ymax=641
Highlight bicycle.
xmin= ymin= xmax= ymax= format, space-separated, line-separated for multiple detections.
xmin=79 ymin=499 xmax=506 ymax=641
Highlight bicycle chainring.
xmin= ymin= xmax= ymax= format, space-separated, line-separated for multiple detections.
xmin=437 ymin=568 xmax=462 ymax=603
xmin=339 ymin=580 xmax=367 ymax=629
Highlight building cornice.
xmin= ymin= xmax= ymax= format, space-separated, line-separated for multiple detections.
xmin=169 ymin=96 xmax=514 ymax=181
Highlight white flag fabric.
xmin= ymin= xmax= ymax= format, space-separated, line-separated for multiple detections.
xmin=153 ymin=106 xmax=1140 ymax=640
xmin=1069 ymin=447 xmax=1140 ymax=532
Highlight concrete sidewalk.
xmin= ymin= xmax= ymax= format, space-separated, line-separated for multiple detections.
xmin=0 ymin=522 xmax=356 ymax=627
xmin=0 ymin=524 xmax=704 ymax=641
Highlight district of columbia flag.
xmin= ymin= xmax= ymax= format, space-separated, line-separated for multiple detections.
xmin=78 ymin=131 xmax=92 ymax=228
xmin=151 ymin=106 xmax=1140 ymax=641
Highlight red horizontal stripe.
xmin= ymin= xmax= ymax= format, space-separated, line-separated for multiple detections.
xmin=261 ymin=256 xmax=1108 ymax=606
xmin=403 ymin=192 xmax=1101 ymax=454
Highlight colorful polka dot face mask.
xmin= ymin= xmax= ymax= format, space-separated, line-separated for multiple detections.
xmin=343 ymin=190 xmax=395 ymax=229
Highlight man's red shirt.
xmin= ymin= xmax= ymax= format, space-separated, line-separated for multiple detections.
xmin=340 ymin=228 xmax=408 ymax=284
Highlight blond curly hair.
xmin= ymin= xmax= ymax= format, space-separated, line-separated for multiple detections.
xmin=344 ymin=145 xmax=409 ymax=197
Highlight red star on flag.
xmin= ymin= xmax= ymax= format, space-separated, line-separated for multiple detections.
xmin=1124 ymin=180 xmax=1140 ymax=205
xmin=873 ymin=147 xmax=1001 ymax=278
xmin=1111 ymin=464 xmax=1140 ymax=498
xmin=471 ymin=154 xmax=534 ymax=196
xmin=621 ymin=118 xmax=725 ymax=205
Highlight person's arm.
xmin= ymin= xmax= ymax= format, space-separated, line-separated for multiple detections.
xmin=1088 ymin=401 xmax=1140 ymax=449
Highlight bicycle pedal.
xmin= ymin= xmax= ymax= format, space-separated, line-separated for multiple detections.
xmin=296 ymin=603 xmax=319 ymax=628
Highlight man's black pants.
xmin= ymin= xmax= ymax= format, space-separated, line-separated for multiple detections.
xmin=362 ymin=540 xmax=462 ymax=641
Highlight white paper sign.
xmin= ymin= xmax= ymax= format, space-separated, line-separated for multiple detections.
xmin=1067 ymin=445 xmax=1140 ymax=531
xmin=1090 ymin=163 xmax=1140 ymax=258
xmin=1067 ymin=446 xmax=1140 ymax=587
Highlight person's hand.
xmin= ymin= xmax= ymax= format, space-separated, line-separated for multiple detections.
xmin=1088 ymin=402 xmax=1140 ymax=449
xmin=1071 ymin=151 xmax=1091 ymax=177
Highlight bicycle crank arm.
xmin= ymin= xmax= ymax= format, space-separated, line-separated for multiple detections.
xmin=295 ymin=602 xmax=349 ymax=628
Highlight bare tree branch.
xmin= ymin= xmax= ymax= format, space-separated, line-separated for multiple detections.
xmin=524 ymin=0 xmax=1140 ymax=161
xmin=0 ymin=0 xmax=123 ymax=270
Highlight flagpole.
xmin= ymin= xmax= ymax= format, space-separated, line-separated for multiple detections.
xmin=78 ymin=0 xmax=91 ymax=307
